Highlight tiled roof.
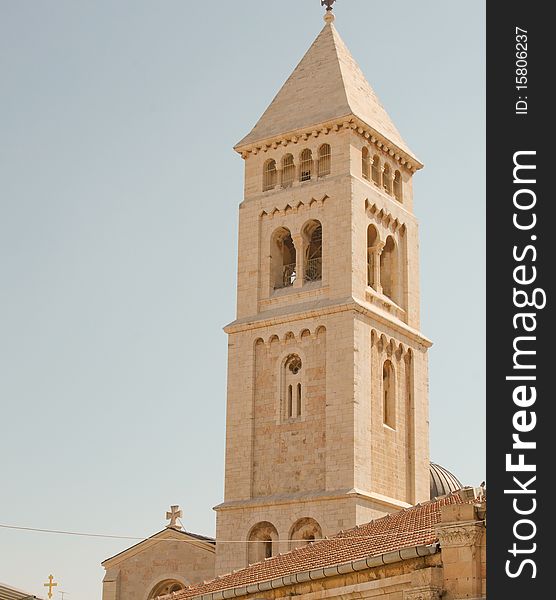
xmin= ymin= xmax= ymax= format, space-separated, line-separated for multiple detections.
xmin=172 ymin=494 xmax=469 ymax=600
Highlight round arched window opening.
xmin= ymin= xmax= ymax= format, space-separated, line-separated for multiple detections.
xmin=289 ymin=517 xmax=323 ymax=550
xmin=283 ymin=354 xmax=303 ymax=419
xmin=148 ymin=580 xmax=186 ymax=599
xmin=288 ymin=355 xmax=302 ymax=374
xmin=247 ymin=521 xmax=278 ymax=565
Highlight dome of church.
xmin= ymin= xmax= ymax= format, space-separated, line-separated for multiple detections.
xmin=430 ymin=462 xmax=463 ymax=499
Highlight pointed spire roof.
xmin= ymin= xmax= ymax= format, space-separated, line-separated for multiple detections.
xmin=236 ymin=20 xmax=419 ymax=164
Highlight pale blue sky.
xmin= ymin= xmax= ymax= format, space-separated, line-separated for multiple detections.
xmin=0 ymin=1 xmax=485 ymax=598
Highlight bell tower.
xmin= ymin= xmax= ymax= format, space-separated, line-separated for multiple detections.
xmin=214 ymin=9 xmax=431 ymax=575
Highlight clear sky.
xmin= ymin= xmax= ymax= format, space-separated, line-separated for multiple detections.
xmin=0 ymin=1 xmax=485 ymax=598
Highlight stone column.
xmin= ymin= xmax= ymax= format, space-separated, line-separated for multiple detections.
xmin=293 ymin=233 xmax=304 ymax=288
xmin=368 ymin=242 xmax=384 ymax=292
xmin=436 ymin=502 xmax=486 ymax=600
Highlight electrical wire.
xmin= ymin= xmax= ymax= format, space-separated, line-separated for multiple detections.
xmin=0 ymin=519 xmax=485 ymax=543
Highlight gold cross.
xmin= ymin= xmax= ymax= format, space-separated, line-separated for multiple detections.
xmin=43 ymin=575 xmax=58 ymax=599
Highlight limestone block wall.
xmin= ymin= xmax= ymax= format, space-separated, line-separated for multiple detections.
xmin=352 ymin=313 xmax=430 ymax=507
xmin=437 ymin=503 xmax=487 ymax=600
xmin=214 ymin=494 xmax=395 ymax=575
xmin=252 ymin=326 xmax=326 ymax=496
xmin=350 ymin=173 xmax=421 ymax=330
xmin=102 ymin=538 xmax=215 ymax=600
xmin=217 ymin=117 xmax=432 ymax=576
xmin=222 ymin=312 xmax=356 ymax=505
xmin=235 ymin=132 xmax=353 ymax=321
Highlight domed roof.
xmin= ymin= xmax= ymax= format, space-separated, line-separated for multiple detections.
xmin=430 ymin=462 xmax=463 ymax=499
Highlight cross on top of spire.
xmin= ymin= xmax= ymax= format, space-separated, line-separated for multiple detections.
xmin=321 ymin=0 xmax=336 ymax=11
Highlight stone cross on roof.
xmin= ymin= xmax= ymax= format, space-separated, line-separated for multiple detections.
xmin=166 ymin=505 xmax=183 ymax=529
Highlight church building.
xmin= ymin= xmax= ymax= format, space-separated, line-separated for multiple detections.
xmin=101 ymin=5 xmax=486 ymax=600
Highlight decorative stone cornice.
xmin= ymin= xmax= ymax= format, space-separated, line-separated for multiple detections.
xmin=224 ymin=296 xmax=432 ymax=349
xmin=235 ymin=116 xmax=423 ymax=173
xmin=436 ymin=523 xmax=484 ymax=548
xmin=365 ymin=199 xmax=407 ymax=232
xmin=214 ymin=487 xmax=411 ymax=512
xmin=260 ymin=195 xmax=328 ymax=219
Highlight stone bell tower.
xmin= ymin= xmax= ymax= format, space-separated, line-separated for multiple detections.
xmin=214 ymin=8 xmax=431 ymax=575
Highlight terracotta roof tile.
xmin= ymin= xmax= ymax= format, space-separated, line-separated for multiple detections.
xmin=172 ymin=494 xmax=474 ymax=600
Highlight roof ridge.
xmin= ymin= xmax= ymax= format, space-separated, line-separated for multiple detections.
xmin=328 ymin=22 xmax=352 ymax=119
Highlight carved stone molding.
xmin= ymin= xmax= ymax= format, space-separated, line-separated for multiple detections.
xmin=365 ymin=199 xmax=406 ymax=233
xmin=436 ymin=523 xmax=483 ymax=547
xmin=237 ymin=118 xmax=421 ymax=173
xmin=260 ymin=196 xmax=327 ymax=220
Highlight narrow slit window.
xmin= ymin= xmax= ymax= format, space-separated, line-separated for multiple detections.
xmin=288 ymin=385 xmax=293 ymax=418
xmin=297 ymin=383 xmax=302 ymax=416
xmin=382 ymin=360 xmax=396 ymax=428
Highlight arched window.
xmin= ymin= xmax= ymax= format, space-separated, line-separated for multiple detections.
xmin=382 ymin=360 xmax=396 ymax=428
xmin=380 ymin=236 xmax=398 ymax=302
xmin=263 ymin=159 xmax=277 ymax=192
xmin=303 ymin=220 xmax=322 ymax=283
xmin=393 ymin=170 xmax=402 ymax=202
xmin=247 ymin=521 xmax=278 ymax=565
xmin=281 ymin=153 xmax=295 ymax=188
xmin=283 ymin=354 xmax=302 ymax=419
xmin=362 ymin=147 xmax=370 ymax=180
xmin=289 ymin=517 xmax=322 ymax=550
xmin=383 ymin=163 xmax=392 ymax=195
xmin=317 ymin=144 xmax=331 ymax=177
xmin=148 ymin=580 xmax=186 ymax=599
xmin=300 ymin=149 xmax=313 ymax=182
xmin=271 ymin=228 xmax=296 ymax=290
xmin=371 ymin=155 xmax=381 ymax=186
xmin=367 ymin=225 xmax=379 ymax=288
